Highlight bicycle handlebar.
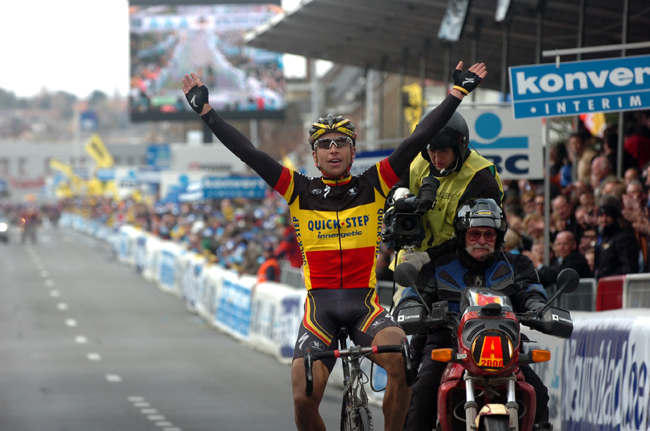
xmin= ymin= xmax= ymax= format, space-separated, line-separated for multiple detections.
xmin=304 ymin=338 xmax=412 ymax=397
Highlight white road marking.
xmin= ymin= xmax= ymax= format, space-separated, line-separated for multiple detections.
xmin=134 ymin=402 xmax=151 ymax=407
xmin=87 ymin=353 xmax=101 ymax=361
xmin=64 ymin=319 xmax=77 ymax=327
xmin=105 ymin=374 xmax=122 ymax=382
xmin=155 ymin=422 xmax=173 ymax=427
xmin=40 ymin=270 xmax=49 ymax=278
xmin=147 ymin=415 xmax=166 ymax=421
xmin=50 ymin=290 xmax=61 ymax=298
xmin=141 ymin=409 xmax=158 ymax=414
xmin=74 ymin=336 xmax=88 ymax=344
xmin=45 ymin=279 xmax=55 ymax=287
xmin=163 ymin=428 xmax=181 ymax=431
xmin=128 ymin=396 xmax=144 ymax=402
xmin=57 ymin=303 xmax=69 ymax=311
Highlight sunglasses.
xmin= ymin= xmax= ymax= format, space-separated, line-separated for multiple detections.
xmin=315 ymin=136 xmax=353 ymax=149
xmin=466 ymin=229 xmax=498 ymax=241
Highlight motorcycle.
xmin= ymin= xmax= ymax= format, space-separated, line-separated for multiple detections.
xmin=394 ymin=264 xmax=578 ymax=431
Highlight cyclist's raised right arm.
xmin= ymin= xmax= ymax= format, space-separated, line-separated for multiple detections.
xmin=182 ymin=73 xmax=284 ymax=188
xmin=200 ymin=109 xmax=284 ymax=187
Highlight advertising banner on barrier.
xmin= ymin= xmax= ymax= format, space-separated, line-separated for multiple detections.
xmin=249 ymin=282 xmax=306 ymax=363
xmin=215 ymin=273 xmax=256 ymax=340
xmin=157 ymin=243 xmax=182 ymax=294
xmin=561 ymin=315 xmax=650 ymax=431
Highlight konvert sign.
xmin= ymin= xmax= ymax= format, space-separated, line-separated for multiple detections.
xmin=509 ymin=54 xmax=650 ymax=119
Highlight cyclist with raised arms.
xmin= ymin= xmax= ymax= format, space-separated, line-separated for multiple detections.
xmin=182 ymin=61 xmax=487 ymax=431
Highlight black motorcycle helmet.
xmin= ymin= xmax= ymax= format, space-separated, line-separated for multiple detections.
xmin=454 ymin=198 xmax=507 ymax=251
xmin=424 ymin=111 xmax=470 ymax=176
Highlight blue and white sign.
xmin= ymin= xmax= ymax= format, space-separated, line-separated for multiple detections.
xmin=202 ymin=176 xmax=267 ymax=199
xmin=146 ymin=144 xmax=171 ymax=168
xmin=459 ymin=108 xmax=543 ymax=179
xmin=510 ymin=54 xmax=650 ymax=118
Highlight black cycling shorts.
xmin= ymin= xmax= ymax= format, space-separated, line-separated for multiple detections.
xmin=292 ymin=288 xmax=401 ymax=372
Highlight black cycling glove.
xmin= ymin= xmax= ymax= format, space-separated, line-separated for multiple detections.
xmin=185 ymin=84 xmax=210 ymax=114
xmin=452 ymin=68 xmax=482 ymax=95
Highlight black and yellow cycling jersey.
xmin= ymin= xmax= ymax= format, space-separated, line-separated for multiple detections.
xmin=273 ymin=160 xmax=397 ymax=289
xmin=200 ymin=93 xmax=461 ymax=291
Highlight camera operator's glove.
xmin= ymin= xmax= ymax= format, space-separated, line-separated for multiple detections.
xmin=393 ymin=187 xmax=411 ymax=201
xmin=403 ymin=250 xmax=431 ymax=272
xmin=185 ymin=84 xmax=210 ymax=114
xmin=415 ymin=176 xmax=440 ymax=214
xmin=452 ymin=68 xmax=482 ymax=95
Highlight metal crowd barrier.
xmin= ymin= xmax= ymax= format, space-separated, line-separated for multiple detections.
xmin=545 ymin=278 xmax=597 ymax=312
xmin=622 ymin=273 xmax=650 ymax=308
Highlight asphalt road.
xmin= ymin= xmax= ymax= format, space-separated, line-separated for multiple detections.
xmin=0 ymin=225 xmax=384 ymax=431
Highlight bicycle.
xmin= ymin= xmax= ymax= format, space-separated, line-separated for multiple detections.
xmin=304 ymin=327 xmax=413 ymax=431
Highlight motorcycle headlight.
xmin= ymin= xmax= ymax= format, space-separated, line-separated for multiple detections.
xmin=0 ymin=223 xmax=7 ymax=232
xmin=470 ymin=331 xmax=513 ymax=371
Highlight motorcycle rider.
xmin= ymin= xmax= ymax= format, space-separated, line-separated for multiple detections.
xmin=396 ymin=198 xmax=553 ymax=431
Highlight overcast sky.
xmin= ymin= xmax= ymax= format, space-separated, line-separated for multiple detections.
xmin=0 ymin=0 xmax=307 ymax=99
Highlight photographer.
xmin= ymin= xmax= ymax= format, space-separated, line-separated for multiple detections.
xmin=386 ymin=111 xmax=503 ymax=296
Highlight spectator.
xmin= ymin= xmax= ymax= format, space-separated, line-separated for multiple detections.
xmin=621 ymin=180 xmax=650 ymax=272
xmin=533 ymin=194 xmax=545 ymax=216
xmin=603 ymin=129 xmax=637 ymax=177
xmin=533 ymin=231 xmax=593 ymax=287
xmin=624 ymin=123 xmax=650 ymax=170
xmin=590 ymin=155 xmax=617 ymax=199
xmin=520 ymin=190 xmax=537 ymax=217
xmin=257 ymin=246 xmax=280 ymax=283
xmin=522 ymin=213 xmax=545 ymax=242
xmin=624 ymin=167 xmax=640 ymax=186
xmin=568 ymin=133 xmax=598 ymax=183
xmin=552 ymin=194 xmax=584 ymax=242
xmin=594 ymin=204 xmax=639 ymax=279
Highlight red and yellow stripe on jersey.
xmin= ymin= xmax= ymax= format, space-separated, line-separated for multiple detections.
xmin=273 ymin=159 xmax=399 ymax=291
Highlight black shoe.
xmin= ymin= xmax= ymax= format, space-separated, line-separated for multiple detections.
xmin=533 ymin=422 xmax=553 ymax=431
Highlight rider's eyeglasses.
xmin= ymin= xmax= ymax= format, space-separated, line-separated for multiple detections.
xmin=466 ymin=229 xmax=497 ymax=242
xmin=316 ymin=136 xmax=353 ymax=149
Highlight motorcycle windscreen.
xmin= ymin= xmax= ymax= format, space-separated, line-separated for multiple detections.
xmin=461 ymin=287 xmax=514 ymax=311
xmin=471 ymin=332 xmax=514 ymax=371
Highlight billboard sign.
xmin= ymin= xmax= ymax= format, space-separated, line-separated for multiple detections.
xmin=460 ymin=107 xmax=543 ymax=179
xmin=129 ymin=4 xmax=286 ymax=122
xmin=509 ymin=54 xmax=650 ymax=119
xmin=202 ymin=176 xmax=267 ymax=199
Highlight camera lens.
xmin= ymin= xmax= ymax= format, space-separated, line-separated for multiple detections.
xmin=400 ymin=218 xmax=416 ymax=232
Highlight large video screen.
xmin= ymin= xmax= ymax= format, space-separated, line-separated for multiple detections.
xmin=129 ymin=3 xmax=285 ymax=121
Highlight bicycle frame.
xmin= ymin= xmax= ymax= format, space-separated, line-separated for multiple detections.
xmin=304 ymin=327 xmax=413 ymax=431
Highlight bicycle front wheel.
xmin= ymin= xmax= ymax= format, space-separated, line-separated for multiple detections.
xmin=340 ymin=396 xmax=373 ymax=431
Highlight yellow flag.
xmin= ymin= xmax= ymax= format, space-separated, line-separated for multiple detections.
xmin=86 ymin=177 xmax=104 ymax=196
xmin=402 ymin=83 xmax=424 ymax=133
xmin=85 ymin=134 xmax=114 ymax=168
xmin=49 ymin=159 xmax=74 ymax=177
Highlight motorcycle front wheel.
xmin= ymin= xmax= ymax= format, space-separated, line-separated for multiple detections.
xmin=481 ymin=416 xmax=509 ymax=431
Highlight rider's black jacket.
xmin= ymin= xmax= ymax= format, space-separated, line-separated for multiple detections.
xmin=414 ymin=247 xmax=548 ymax=312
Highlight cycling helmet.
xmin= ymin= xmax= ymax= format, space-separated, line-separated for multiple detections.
xmin=308 ymin=114 xmax=357 ymax=150
xmin=454 ymin=198 xmax=507 ymax=251
xmin=427 ymin=111 xmax=470 ymax=160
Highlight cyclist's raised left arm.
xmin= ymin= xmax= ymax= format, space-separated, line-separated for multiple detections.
xmin=386 ymin=62 xmax=487 ymax=179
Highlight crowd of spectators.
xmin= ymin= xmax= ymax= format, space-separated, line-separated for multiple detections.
xmin=6 ymin=111 xmax=649 ymax=288
xmin=58 ymin=191 xmax=303 ymax=282
xmin=504 ymin=110 xmax=650 ymax=284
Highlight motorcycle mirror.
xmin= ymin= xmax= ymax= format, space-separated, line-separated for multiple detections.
xmin=556 ymin=268 xmax=580 ymax=294
xmin=394 ymin=262 xmax=419 ymax=287
xmin=535 ymin=268 xmax=580 ymax=317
